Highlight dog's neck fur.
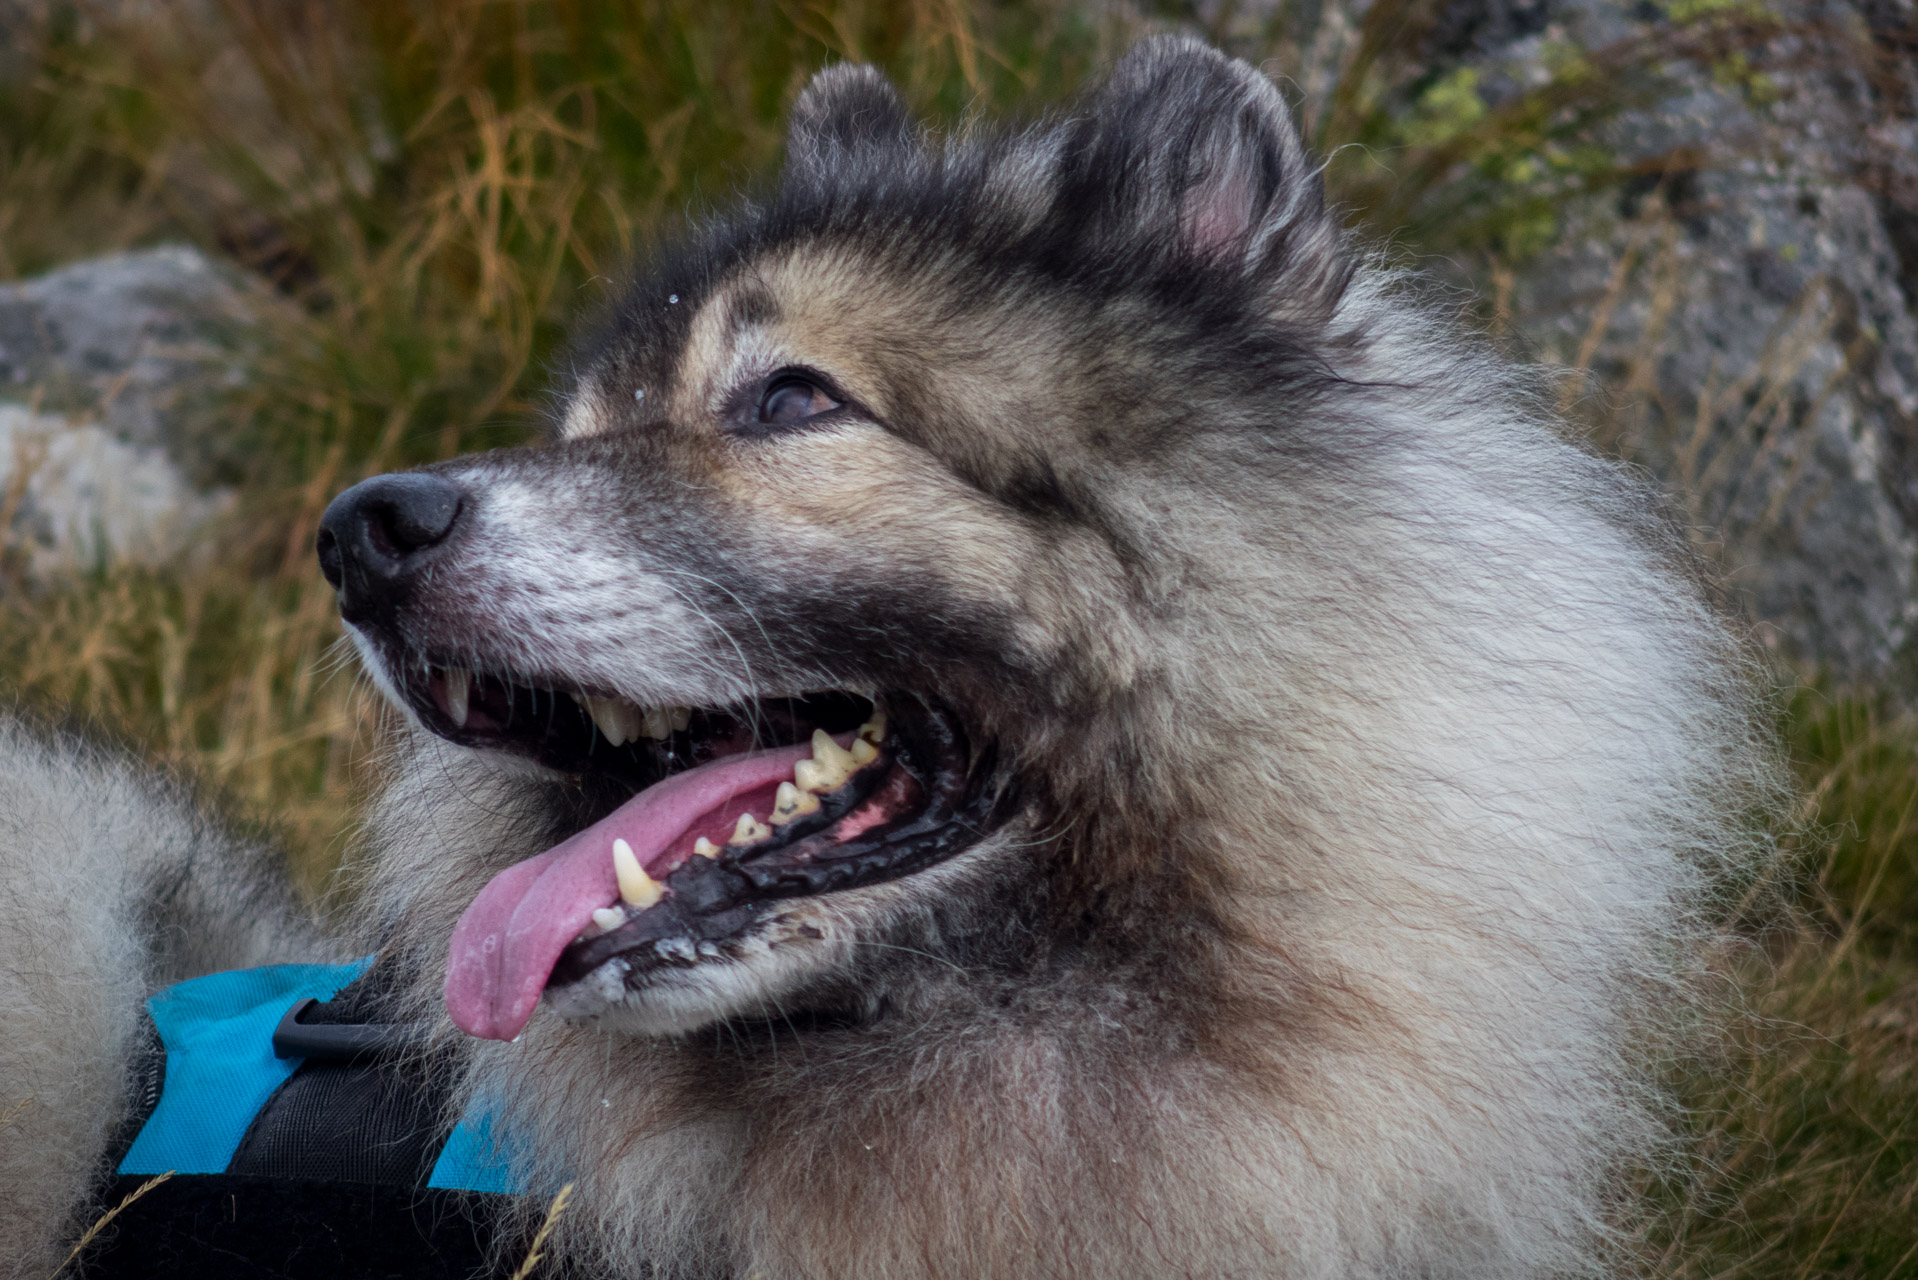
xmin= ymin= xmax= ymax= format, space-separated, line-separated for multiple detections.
xmin=340 ymin=38 xmax=1774 ymax=1280
xmin=350 ymin=287 xmax=1758 ymax=1276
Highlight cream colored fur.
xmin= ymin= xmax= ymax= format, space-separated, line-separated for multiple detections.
xmin=0 ymin=39 xmax=1785 ymax=1279
xmin=0 ymin=720 xmax=321 ymax=1275
xmin=341 ymin=261 xmax=1784 ymax=1278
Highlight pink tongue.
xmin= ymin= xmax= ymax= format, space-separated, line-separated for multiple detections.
xmin=444 ymin=741 xmax=817 ymax=1040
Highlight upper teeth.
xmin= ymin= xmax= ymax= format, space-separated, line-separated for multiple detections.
xmin=581 ymin=695 xmax=642 ymax=746
xmin=444 ymin=668 xmax=471 ymax=728
xmin=569 ymin=693 xmax=689 ymax=747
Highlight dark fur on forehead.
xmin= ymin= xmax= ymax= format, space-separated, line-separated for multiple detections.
xmin=562 ymin=37 xmax=1354 ymax=426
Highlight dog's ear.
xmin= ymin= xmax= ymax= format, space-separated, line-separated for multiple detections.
xmin=1065 ymin=37 xmax=1332 ymax=275
xmin=785 ymin=63 xmax=913 ymax=181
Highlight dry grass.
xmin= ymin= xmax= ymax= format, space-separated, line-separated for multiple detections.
xmin=1647 ymin=691 xmax=1918 ymax=1278
xmin=507 ymin=1182 xmax=576 ymax=1280
xmin=1 ymin=1 xmax=1913 ymax=1274
xmin=0 ymin=0 xmax=1123 ymax=885
xmin=48 ymin=1173 xmax=173 ymax=1278
xmin=1543 ymin=187 xmax=1918 ymax=1274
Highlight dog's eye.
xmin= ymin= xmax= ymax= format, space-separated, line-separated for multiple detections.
xmin=756 ymin=375 xmax=839 ymax=427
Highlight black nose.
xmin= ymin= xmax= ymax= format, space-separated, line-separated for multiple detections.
xmin=317 ymin=472 xmax=467 ymax=619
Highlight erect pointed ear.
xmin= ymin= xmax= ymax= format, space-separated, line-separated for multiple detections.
xmin=1065 ymin=37 xmax=1332 ymax=273
xmin=784 ymin=62 xmax=913 ymax=181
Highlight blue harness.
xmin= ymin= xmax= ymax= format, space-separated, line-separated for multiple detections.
xmin=87 ymin=960 xmax=534 ymax=1278
xmin=116 ymin=958 xmax=520 ymax=1191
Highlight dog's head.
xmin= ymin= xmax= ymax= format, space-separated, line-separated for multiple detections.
xmin=321 ymin=37 xmax=1353 ymax=1042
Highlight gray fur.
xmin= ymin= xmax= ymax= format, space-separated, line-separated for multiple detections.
xmin=0 ymin=716 xmax=324 ymax=1275
xmin=0 ymin=37 xmax=1786 ymax=1279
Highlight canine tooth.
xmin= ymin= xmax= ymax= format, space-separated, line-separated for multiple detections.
xmin=729 ymin=813 xmax=771 ymax=845
xmin=583 ymin=695 xmax=642 ymax=747
xmin=850 ymin=738 xmax=878 ymax=765
xmin=591 ymin=907 xmax=626 ymax=932
xmin=857 ymin=711 xmax=886 ymax=746
xmin=612 ymin=838 xmax=662 ymax=909
xmin=771 ymin=781 xmax=820 ymax=823
xmin=581 ymin=696 xmax=618 ymax=745
xmin=693 ymin=836 xmax=722 ymax=859
xmin=444 ymin=668 xmax=471 ymax=729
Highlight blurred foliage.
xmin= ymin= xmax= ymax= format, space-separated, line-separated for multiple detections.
xmin=0 ymin=1 xmax=1913 ymax=1275
xmin=1649 ymin=690 xmax=1918 ymax=1278
xmin=1150 ymin=0 xmax=1786 ymax=254
xmin=0 ymin=0 xmax=1124 ymax=871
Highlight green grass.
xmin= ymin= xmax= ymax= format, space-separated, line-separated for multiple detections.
xmin=2 ymin=2 xmax=1914 ymax=1274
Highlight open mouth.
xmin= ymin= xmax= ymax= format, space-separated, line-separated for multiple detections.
xmin=396 ymin=664 xmax=1003 ymax=1040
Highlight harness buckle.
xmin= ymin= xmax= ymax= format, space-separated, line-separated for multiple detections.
xmin=271 ymin=997 xmax=430 ymax=1061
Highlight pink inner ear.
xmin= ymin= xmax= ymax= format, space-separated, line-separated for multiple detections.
xmin=1181 ymin=164 xmax=1257 ymax=261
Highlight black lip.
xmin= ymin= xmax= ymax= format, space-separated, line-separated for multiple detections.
xmin=547 ymin=697 xmax=1010 ymax=989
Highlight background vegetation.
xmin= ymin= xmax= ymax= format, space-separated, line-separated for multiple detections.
xmin=1 ymin=0 xmax=1912 ymax=1274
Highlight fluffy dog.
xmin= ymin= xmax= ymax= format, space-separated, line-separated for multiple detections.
xmin=1 ymin=37 xmax=1777 ymax=1279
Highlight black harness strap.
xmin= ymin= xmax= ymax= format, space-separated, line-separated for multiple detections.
xmin=227 ymin=986 xmax=445 ymax=1184
xmin=83 ymin=1175 xmax=505 ymax=1279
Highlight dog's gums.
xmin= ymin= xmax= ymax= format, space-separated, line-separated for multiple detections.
xmin=411 ymin=668 xmax=1003 ymax=1040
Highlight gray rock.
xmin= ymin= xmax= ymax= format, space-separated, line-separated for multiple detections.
xmin=0 ymin=246 xmax=262 ymax=576
xmin=1206 ymin=0 xmax=1918 ymax=680
xmin=0 ymin=404 xmax=235 ymax=577
xmin=1481 ymin=0 xmax=1918 ymax=683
